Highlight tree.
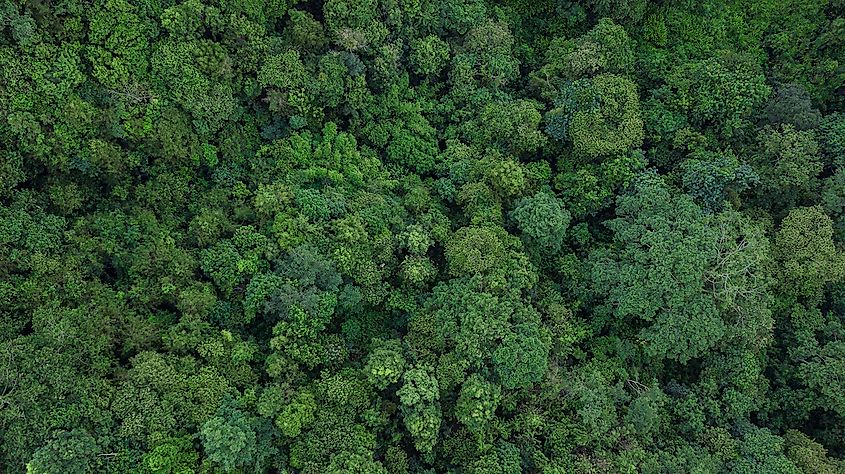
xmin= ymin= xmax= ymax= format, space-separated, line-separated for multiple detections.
xmin=763 ymin=84 xmax=822 ymax=131
xmin=547 ymin=74 xmax=644 ymax=158
xmin=774 ymin=206 xmax=845 ymax=301
xmin=151 ymin=39 xmax=239 ymax=136
xmin=283 ymin=10 xmax=329 ymax=52
xmin=729 ymin=427 xmax=800 ymax=474
xmin=364 ymin=338 xmax=407 ymax=390
xmin=492 ymin=322 xmax=551 ymax=390
xmin=591 ymin=173 xmax=772 ymax=362
xmin=658 ymin=52 xmax=771 ymax=139
xmin=680 ymin=149 xmax=757 ymax=213
xmin=26 ymin=430 xmax=98 ymax=474
xmin=445 ymin=226 xmax=507 ymax=277
xmin=585 ymin=0 xmax=647 ymax=26
xmin=821 ymin=169 xmax=845 ymax=242
xmin=87 ymin=0 xmax=151 ymax=90
xmin=327 ymin=451 xmax=388 ymax=474
xmin=539 ymin=18 xmax=634 ymax=82
xmin=3 ymin=2 xmax=845 ymax=472
xmin=819 ymin=113 xmax=845 ymax=167
xmin=258 ymin=49 xmax=321 ymax=121
xmin=397 ymin=366 xmax=442 ymax=455
xmin=200 ymin=403 xmax=259 ymax=473
xmin=457 ymin=20 xmax=519 ymax=89
xmin=455 ymin=374 xmax=500 ymax=436
xmin=752 ymin=125 xmax=823 ymax=211
xmin=466 ymin=100 xmax=547 ymax=156
xmin=139 ymin=436 xmax=199 ymax=474
xmin=509 ymin=191 xmax=571 ymax=254
xmin=323 ymin=0 xmax=387 ymax=51
xmin=783 ymin=430 xmax=841 ymax=474
xmin=410 ymin=35 xmax=450 ymax=76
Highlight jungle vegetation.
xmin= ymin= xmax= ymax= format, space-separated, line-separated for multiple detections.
xmin=2 ymin=0 xmax=845 ymax=472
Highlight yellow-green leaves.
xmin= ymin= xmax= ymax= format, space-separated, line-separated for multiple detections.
xmin=775 ymin=207 xmax=845 ymax=302
xmin=569 ymin=74 xmax=644 ymax=158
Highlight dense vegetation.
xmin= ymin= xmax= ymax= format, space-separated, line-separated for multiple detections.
xmin=2 ymin=0 xmax=845 ymax=472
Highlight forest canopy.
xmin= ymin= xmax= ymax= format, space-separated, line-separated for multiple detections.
xmin=2 ymin=0 xmax=845 ymax=472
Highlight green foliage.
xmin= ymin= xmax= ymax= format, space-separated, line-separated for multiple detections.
xmin=27 ymin=430 xmax=98 ymax=474
xmin=284 ymin=10 xmax=328 ymax=52
xmin=730 ymin=427 xmax=800 ymax=474
xmin=493 ymin=323 xmax=551 ymax=389
xmin=783 ymin=430 xmax=841 ymax=474
xmin=455 ymin=374 xmax=501 ymax=436
xmin=458 ymin=20 xmax=520 ymax=89
xmin=774 ymin=207 xmax=845 ymax=301
xmin=656 ymin=52 xmax=772 ymax=140
xmin=819 ymin=112 xmax=845 ymax=166
xmin=591 ymin=173 xmax=772 ymax=362
xmin=821 ymin=169 xmax=845 ymax=242
xmin=680 ymin=149 xmax=757 ymax=212
xmin=467 ymin=99 xmax=547 ymax=155
xmin=510 ymin=191 xmax=571 ymax=253
xmin=586 ymin=0 xmax=647 ymax=26
xmin=445 ymin=226 xmax=507 ymax=277
xmin=398 ymin=366 xmax=442 ymax=455
xmin=200 ymin=403 xmax=259 ymax=472
xmin=764 ymin=84 xmax=822 ymax=131
xmin=542 ymin=18 xmax=634 ymax=80
xmin=548 ymin=74 xmax=644 ymax=158
xmin=752 ymin=125 xmax=823 ymax=210
xmin=3 ymin=2 xmax=845 ymax=472
xmin=151 ymin=39 xmax=239 ymax=136
xmin=762 ymin=1 xmax=845 ymax=107
xmin=410 ymin=35 xmax=450 ymax=76
xmin=139 ymin=436 xmax=198 ymax=474
xmin=364 ymin=338 xmax=407 ymax=390
xmin=323 ymin=0 xmax=387 ymax=51
xmin=327 ymin=451 xmax=388 ymax=474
